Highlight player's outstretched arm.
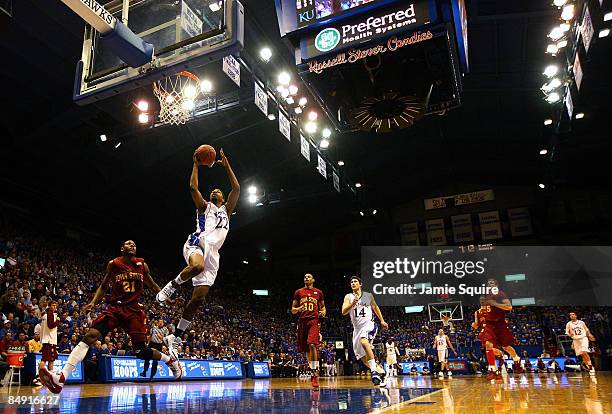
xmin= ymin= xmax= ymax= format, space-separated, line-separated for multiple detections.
xmin=83 ymin=261 xmax=112 ymax=312
xmin=190 ymin=154 xmax=207 ymax=211
xmin=218 ymin=149 xmax=240 ymax=215
xmin=371 ymin=296 xmax=388 ymax=329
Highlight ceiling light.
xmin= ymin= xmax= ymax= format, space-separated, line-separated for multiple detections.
xmin=114 ymin=142 xmax=121 ymax=149
xmin=294 ymin=107 xmax=302 ymax=114
xmin=546 ymin=92 xmax=561 ymax=103
xmin=268 ymin=114 xmax=276 ymax=121
xmin=136 ymin=100 xmax=149 ymax=111
xmin=304 ymin=121 xmax=317 ymax=134
xmin=538 ymin=183 xmax=546 ymax=189
xmin=322 ymin=128 xmax=331 ymax=138
xmin=298 ymin=97 xmax=307 ymax=106
xmin=286 ymin=96 xmax=294 ymax=105
xmin=599 ymin=28 xmax=610 ymax=38
xmin=553 ymin=0 xmax=567 ymax=6
xmin=338 ymin=160 xmax=344 ymax=166
xmin=320 ymin=139 xmax=329 ymax=149
xmin=201 ymin=79 xmax=213 ymax=93
xmin=248 ymin=194 xmax=257 ymax=204
xmin=100 ymin=134 xmax=107 ymax=142
xmin=372 ymin=209 xmax=377 ymax=215
xmin=183 ymin=85 xmax=197 ymax=99
xmin=138 ymin=113 xmax=149 ymax=124
xmin=540 ymin=149 xmax=548 ymax=155
xmin=242 ymin=260 xmax=249 ymax=264
xmin=259 ymin=47 xmax=272 ymax=62
xmin=288 ymin=85 xmax=298 ymax=95
xmin=355 ymin=182 xmax=362 ymax=188
xmin=561 ymin=5 xmax=575 ymax=21
xmin=543 ymin=65 xmax=559 ymax=78
xmin=278 ymin=72 xmax=291 ymax=85
xmin=181 ymin=100 xmax=195 ymax=111
xmin=548 ymin=26 xmax=565 ymax=40
xmin=209 ymin=1 xmax=221 ymax=12
xmin=557 ymin=39 xmax=568 ymax=48
xmin=543 ymin=78 xmax=562 ymax=92
xmin=248 ymin=186 xmax=257 ymax=195
xmin=559 ymin=23 xmax=571 ymax=32
xmin=604 ymin=12 xmax=612 ymax=22
xmin=359 ymin=211 xmax=364 ymax=216
xmin=544 ymin=119 xmax=553 ymax=125
xmin=308 ymin=111 xmax=318 ymax=121
xmin=546 ymin=44 xmax=559 ymax=54
xmin=575 ymin=112 xmax=584 ymax=119
xmin=280 ymin=88 xmax=290 ymax=98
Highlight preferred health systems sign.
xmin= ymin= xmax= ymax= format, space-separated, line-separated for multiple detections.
xmin=301 ymin=0 xmax=432 ymax=60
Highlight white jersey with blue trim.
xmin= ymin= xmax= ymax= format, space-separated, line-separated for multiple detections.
xmin=188 ymin=203 xmax=230 ymax=248
xmin=349 ymin=291 xmax=375 ymax=330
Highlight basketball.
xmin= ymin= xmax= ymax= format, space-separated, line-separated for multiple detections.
xmin=195 ymin=145 xmax=216 ymax=166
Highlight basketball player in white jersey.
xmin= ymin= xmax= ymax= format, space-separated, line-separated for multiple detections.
xmin=385 ymin=338 xmax=399 ymax=377
xmin=566 ymin=311 xmax=596 ymax=375
xmin=157 ymin=148 xmax=240 ymax=357
xmin=341 ymin=276 xmax=388 ymax=387
xmin=434 ymin=329 xmax=456 ymax=377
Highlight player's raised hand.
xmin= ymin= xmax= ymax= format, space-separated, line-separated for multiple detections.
xmin=216 ymin=148 xmax=229 ymax=168
xmin=381 ymin=321 xmax=389 ymax=329
xmin=82 ymin=302 xmax=94 ymax=312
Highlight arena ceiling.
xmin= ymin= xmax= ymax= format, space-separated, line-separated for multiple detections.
xmin=1 ymin=0 xmax=610 ymax=265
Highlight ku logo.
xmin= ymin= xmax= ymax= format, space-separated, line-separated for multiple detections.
xmin=315 ymin=28 xmax=341 ymax=53
xmin=299 ymin=9 xmax=315 ymax=23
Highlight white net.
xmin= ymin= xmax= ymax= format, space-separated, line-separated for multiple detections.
xmin=153 ymin=71 xmax=201 ymax=125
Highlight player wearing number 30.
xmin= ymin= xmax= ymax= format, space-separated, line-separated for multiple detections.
xmin=157 ymin=148 xmax=240 ymax=359
xmin=342 ymin=276 xmax=388 ymax=387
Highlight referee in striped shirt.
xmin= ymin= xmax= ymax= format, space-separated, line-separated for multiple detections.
xmin=140 ymin=319 xmax=169 ymax=380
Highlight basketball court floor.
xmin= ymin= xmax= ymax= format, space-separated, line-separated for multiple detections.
xmin=3 ymin=373 xmax=610 ymax=413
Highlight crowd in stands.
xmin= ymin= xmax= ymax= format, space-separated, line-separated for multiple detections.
xmin=1 ymin=224 xmax=611 ymax=384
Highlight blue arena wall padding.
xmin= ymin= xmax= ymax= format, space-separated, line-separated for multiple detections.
xmin=100 ymin=20 xmax=154 ymax=68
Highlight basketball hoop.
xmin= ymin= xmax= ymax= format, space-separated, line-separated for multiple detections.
xmin=153 ymin=71 xmax=201 ymax=125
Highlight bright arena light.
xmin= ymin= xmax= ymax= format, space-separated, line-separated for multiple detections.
xmin=546 ymin=92 xmax=561 ymax=103
xmin=561 ymin=4 xmax=575 ymax=21
xmin=546 ymin=44 xmax=559 ymax=54
xmin=359 ymin=211 xmax=364 ymax=216
xmin=248 ymin=194 xmax=257 ymax=204
xmin=99 ymin=134 xmax=107 ymax=142
xmin=322 ymin=128 xmax=331 ymax=138
xmin=338 ymin=160 xmax=344 ymax=166
xmin=605 ymin=12 xmax=612 ymax=22
xmin=294 ymin=107 xmax=303 ymax=114
xmin=304 ymin=121 xmax=317 ymax=134
xmin=278 ymin=71 xmax=291 ymax=85
xmin=543 ymin=65 xmax=559 ymax=78
xmin=543 ymin=78 xmax=562 ymax=92
xmin=544 ymin=119 xmax=553 ymax=125
xmin=575 ymin=113 xmax=585 ymax=119
xmin=259 ymin=47 xmax=272 ymax=62
xmin=165 ymin=95 xmax=175 ymax=104
xmin=248 ymin=186 xmax=257 ymax=195
xmin=138 ymin=113 xmax=149 ymax=124
xmin=114 ymin=142 xmax=121 ymax=149
xmin=183 ymin=85 xmax=197 ymax=99
xmin=268 ymin=114 xmax=276 ymax=121
xmin=320 ymin=139 xmax=329 ymax=149
xmin=288 ymin=85 xmax=299 ymax=95
xmin=372 ymin=210 xmax=377 ymax=215
xmin=308 ymin=111 xmax=318 ymax=121
xmin=182 ymin=100 xmax=195 ymax=111
xmin=599 ymin=28 xmax=610 ymax=38
xmin=553 ymin=0 xmax=567 ymax=6
xmin=557 ymin=39 xmax=568 ymax=48
xmin=137 ymin=100 xmax=149 ymax=111
xmin=286 ymin=97 xmax=294 ymax=105
xmin=355 ymin=183 xmax=362 ymax=188
xmin=201 ymin=79 xmax=213 ymax=93
xmin=540 ymin=149 xmax=548 ymax=155
xmin=298 ymin=97 xmax=307 ymax=106
xmin=548 ymin=26 xmax=565 ymax=40
xmin=281 ymin=88 xmax=290 ymax=98
xmin=538 ymin=183 xmax=546 ymax=189
xmin=209 ymin=1 xmax=221 ymax=12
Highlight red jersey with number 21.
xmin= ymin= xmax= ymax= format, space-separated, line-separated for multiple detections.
xmin=293 ymin=287 xmax=324 ymax=320
xmin=109 ymin=256 xmax=145 ymax=304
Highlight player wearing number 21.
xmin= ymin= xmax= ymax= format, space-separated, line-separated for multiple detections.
xmin=292 ymin=273 xmax=326 ymax=389
xmin=38 ymin=240 xmax=182 ymax=394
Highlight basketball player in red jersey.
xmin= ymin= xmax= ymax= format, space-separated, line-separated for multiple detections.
xmin=292 ymin=273 xmax=326 ymax=388
xmin=478 ymin=279 xmax=523 ymax=380
xmin=38 ymin=240 xmax=182 ymax=393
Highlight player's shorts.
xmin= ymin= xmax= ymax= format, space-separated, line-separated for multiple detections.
xmin=183 ymin=238 xmax=220 ymax=287
xmin=386 ymin=355 xmax=397 ymax=365
xmin=352 ymin=321 xmax=378 ymax=360
xmin=572 ymin=337 xmax=589 ymax=355
xmin=479 ymin=320 xmax=515 ymax=347
xmin=437 ymin=349 xmax=448 ymax=363
xmin=92 ymin=303 xmax=147 ymax=343
xmin=41 ymin=343 xmax=58 ymax=362
xmin=297 ymin=318 xmax=320 ymax=353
